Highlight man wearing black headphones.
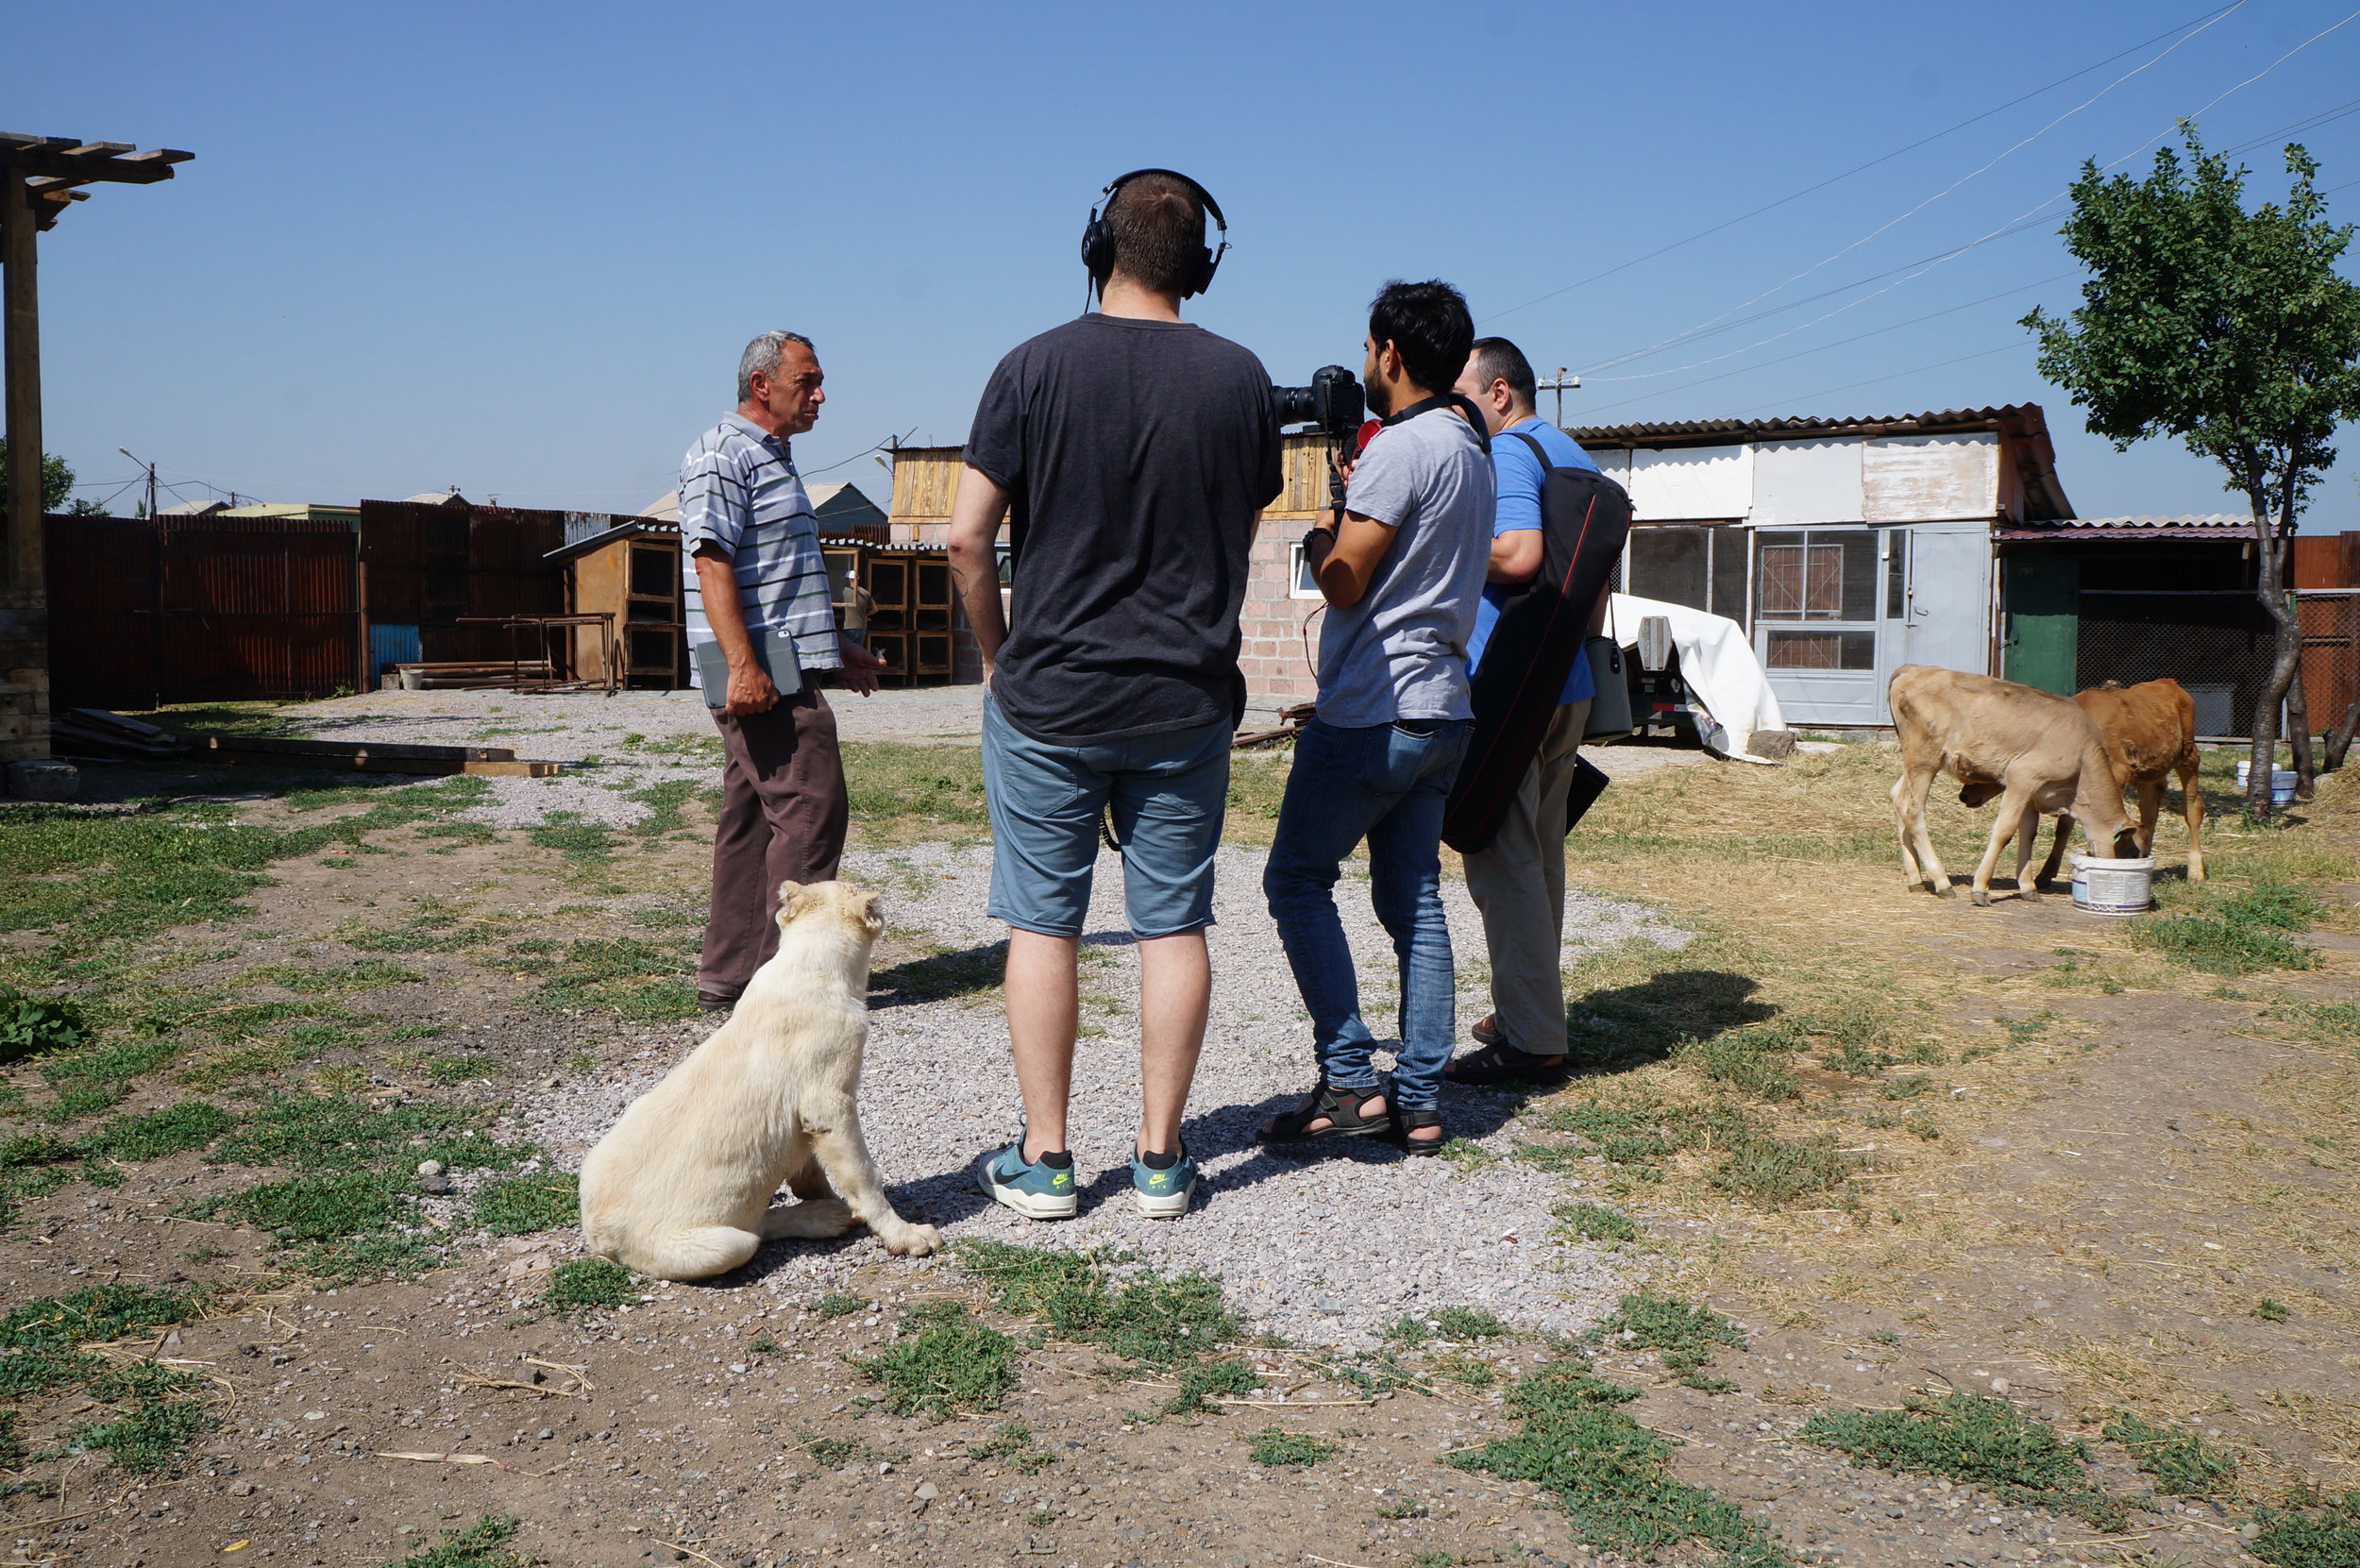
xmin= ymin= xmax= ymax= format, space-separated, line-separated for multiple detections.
xmin=947 ymin=170 xmax=1282 ymax=1222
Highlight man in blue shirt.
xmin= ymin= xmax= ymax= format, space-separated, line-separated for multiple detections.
xmin=1444 ymin=337 xmax=1609 ymax=1085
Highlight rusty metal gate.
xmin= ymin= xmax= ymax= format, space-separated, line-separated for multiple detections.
xmin=44 ymin=516 xmax=362 ymax=709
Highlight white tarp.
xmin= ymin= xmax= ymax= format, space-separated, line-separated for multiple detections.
xmin=1608 ymin=593 xmax=1789 ymax=764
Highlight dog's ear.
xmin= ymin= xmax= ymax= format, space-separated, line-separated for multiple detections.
xmin=775 ymin=882 xmax=815 ymax=926
xmin=858 ymin=889 xmax=885 ymax=931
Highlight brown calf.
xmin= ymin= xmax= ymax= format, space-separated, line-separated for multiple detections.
xmin=2004 ymin=679 xmax=2203 ymax=885
xmin=1888 ymin=665 xmax=2133 ymax=906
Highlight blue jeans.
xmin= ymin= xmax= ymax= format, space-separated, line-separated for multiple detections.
xmin=1262 ymin=717 xmax=1471 ymax=1111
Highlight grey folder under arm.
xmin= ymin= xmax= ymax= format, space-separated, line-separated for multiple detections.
xmin=696 ymin=628 xmax=803 ymax=708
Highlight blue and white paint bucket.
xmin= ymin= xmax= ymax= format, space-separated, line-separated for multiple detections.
xmin=2070 ymin=853 xmax=2154 ymax=917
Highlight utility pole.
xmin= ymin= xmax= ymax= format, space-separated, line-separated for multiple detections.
xmin=1537 ymin=366 xmax=1581 ymax=430
xmin=119 ymin=447 xmax=155 ymax=519
xmin=0 ymin=132 xmax=191 ymax=783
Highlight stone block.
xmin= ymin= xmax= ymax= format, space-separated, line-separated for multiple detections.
xmin=5 ymin=759 xmax=77 ymax=801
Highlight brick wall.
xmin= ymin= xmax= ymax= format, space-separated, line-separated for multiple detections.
xmin=1239 ymin=525 xmax=1320 ymax=708
xmin=0 ymin=583 xmax=50 ymax=763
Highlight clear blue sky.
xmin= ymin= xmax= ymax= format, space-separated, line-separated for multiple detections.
xmin=13 ymin=0 xmax=2360 ymax=527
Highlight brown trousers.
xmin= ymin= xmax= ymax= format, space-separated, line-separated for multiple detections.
xmin=698 ymin=688 xmax=849 ymax=1000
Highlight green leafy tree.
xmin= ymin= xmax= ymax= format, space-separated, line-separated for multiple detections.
xmin=2024 ymin=126 xmax=2360 ymax=806
xmin=0 ymin=439 xmax=77 ymax=514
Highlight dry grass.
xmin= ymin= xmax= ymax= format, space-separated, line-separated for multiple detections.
xmin=1535 ymin=740 xmax=2360 ymax=1482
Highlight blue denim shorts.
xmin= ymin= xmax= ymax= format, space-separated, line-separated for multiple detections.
xmin=981 ymin=696 xmax=1232 ymax=939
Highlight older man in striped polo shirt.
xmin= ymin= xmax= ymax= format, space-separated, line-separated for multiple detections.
xmin=682 ymin=329 xmax=884 ymax=1010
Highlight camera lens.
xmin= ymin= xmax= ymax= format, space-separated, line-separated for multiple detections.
xmin=1272 ymin=385 xmax=1317 ymax=426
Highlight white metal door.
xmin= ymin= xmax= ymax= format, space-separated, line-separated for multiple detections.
xmin=1899 ymin=522 xmax=1992 ymax=676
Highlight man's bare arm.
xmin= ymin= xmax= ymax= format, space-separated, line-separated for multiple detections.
xmin=947 ymin=464 xmax=1013 ymax=673
xmin=1303 ymin=509 xmax=1398 ymax=610
xmin=1487 ymin=528 xmax=1542 ymax=585
xmin=693 ymin=545 xmax=779 ymax=715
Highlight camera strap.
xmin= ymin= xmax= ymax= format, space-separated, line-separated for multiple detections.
xmin=1380 ymin=393 xmax=1491 ymax=447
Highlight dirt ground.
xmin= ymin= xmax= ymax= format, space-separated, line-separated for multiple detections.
xmin=0 ymin=715 xmax=2352 ymax=1568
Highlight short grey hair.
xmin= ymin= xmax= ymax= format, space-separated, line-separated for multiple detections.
xmin=737 ymin=330 xmax=816 ymax=403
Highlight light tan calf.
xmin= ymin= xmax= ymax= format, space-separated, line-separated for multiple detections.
xmin=579 ymin=881 xmax=940 ymax=1281
xmin=1887 ymin=666 xmax=2133 ymax=906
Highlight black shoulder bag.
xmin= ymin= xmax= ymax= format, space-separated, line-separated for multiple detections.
xmin=1441 ymin=433 xmax=1632 ymax=855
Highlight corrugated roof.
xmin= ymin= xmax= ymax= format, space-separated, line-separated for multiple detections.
xmin=1993 ymin=514 xmax=2251 ymax=542
xmin=1565 ymin=405 xmax=2038 ymax=445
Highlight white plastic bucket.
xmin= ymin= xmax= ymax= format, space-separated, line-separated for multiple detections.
xmin=2071 ymin=852 xmax=2154 ymax=916
xmin=2234 ymin=761 xmax=2300 ymax=805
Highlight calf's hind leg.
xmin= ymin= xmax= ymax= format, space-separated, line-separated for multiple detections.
xmin=2034 ymin=812 xmax=2074 ymax=888
xmin=2178 ymin=758 xmax=2206 ymax=882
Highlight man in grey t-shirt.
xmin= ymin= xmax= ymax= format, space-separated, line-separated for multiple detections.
xmin=1259 ymin=279 xmax=1493 ymax=1156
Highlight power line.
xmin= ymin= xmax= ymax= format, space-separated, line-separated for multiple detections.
xmin=1575 ymin=276 xmax=2072 ymax=419
xmin=1478 ymin=1 xmax=2246 ymax=327
xmin=1727 ymin=344 xmax=2026 ymax=418
xmin=1579 ymin=2 xmax=2246 ymax=377
xmin=1571 ymin=11 xmax=2357 ymax=411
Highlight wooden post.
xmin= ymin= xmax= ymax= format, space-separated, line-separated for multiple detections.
xmin=1 ymin=170 xmax=37 ymax=592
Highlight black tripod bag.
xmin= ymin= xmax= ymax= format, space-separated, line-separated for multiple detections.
xmin=1441 ymin=433 xmax=1631 ymax=854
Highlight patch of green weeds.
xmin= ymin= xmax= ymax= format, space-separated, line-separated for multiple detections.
xmin=175 ymin=1039 xmax=312 ymax=1090
xmin=1375 ymin=1495 xmax=1427 ymax=1519
xmin=1159 ymin=1357 xmax=1264 ymax=1416
xmin=1711 ymin=1125 xmax=1856 ymax=1206
xmin=471 ymin=1173 xmax=579 ymax=1236
xmin=800 ymin=1432 xmax=859 ymax=1467
xmin=335 ymin=904 xmax=507 ymax=953
xmin=424 ymin=1054 xmax=499 ymax=1085
xmin=0 ymin=1284 xmax=207 ymax=1349
xmin=2250 ymin=1486 xmax=2360 ymax=1567
xmin=1437 ymin=1137 xmax=1500 ymax=1172
xmin=1680 ymin=1021 xmax=1803 ymax=1102
xmin=2132 ymin=880 xmax=2320 ymax=975
xmin=182 ymin=1172 xmax=434 ymax=1283
xmin=525 ymin=937 xmax=698 ymax=1020
xmin=35 ymin=1034 xmax=186 ymax=1123
xmin=969 ymin=1420 xmax=1059 ymax=1474
xmin=957 ymin=1239 xmax=1237 ymax=1365
xmin=528 ymin=821 xmax=616 ymax=863
xmin=842 ymin=743 xmax=989 ymax=835
xmin=1382 ymin=1315 xmax=1431 ymax=1346
xmin=239 ymin=958 xmax=423 ymax=993
xmin=209 ymin=1092 xmax=481 ymax=1171
xmin=0 ymin=1408 xmax=22 ymax=1470
xmin=538 ymin=1257 xmax=638 ymax=1317
xmin=1434 ymin=1353 xmax=1496 ymax=1388
xmin=0 ymin=986 xmax=87 ymax=1064
xmin=1596 ymin=1291 xmax=1745 ymax=1391
xmin=853 ymin=1301 xmax=1019 ymax=1419
xmin=815 ymin=1291 xmax=867 ymax=1318
xmin=1450 ymin=1353 xmax=1794 ymax=1565
xmin=393 ymin=1513 xmax=534 ymax=1568
xmin=1433 ymin=1306 xmax=1509 ymax=1340
xmin=1801 ymin=1392 xmax=2124 ymax=1529
xmin=1245 ymin=1427 xmax=1336 ymax=1467
xmin=2102 ymin=1411 xmax=2235 ymax=1497
xmin=83 ymin=1102 xmax=235 ymax=1161
xmin=2257 ymin=1298 xmax=2291 ymax=1322
xmin=0 ymin=1347 xmax=105 ymax=1398
xmin=627 ymin=781 xmax=696 ymax=836
xmin=68 ymin=1365 xmax=212 ymax=1474
xmin=1553 ymin=1200 xmax=1641 ymax=1243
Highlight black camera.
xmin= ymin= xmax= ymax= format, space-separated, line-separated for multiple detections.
xmin=1272 ymin=364 xmax=1364 ymax=443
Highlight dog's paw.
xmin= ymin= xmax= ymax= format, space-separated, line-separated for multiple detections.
xmin=880 ymin=1222 xmax=943 ymax=1258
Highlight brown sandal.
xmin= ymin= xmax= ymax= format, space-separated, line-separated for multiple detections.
xmin=1442 ymin=1039 xmax=1570 ymax=1087
xmin=1259 ymin=1081 xmax=1390 ymax=1142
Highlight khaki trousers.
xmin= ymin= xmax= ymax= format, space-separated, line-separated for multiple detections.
xmin=1462 ymin=699 xmax=1593 ymax=1056
xmin=698 ymin=688 xmax=849 ymax=1001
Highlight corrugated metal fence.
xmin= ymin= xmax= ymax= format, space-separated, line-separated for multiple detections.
xmin=46 ymin=515 xmax=362 ymax=709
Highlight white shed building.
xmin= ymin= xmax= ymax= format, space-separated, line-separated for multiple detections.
xmin=1568 ymin=404 xmax=2074 ymax=728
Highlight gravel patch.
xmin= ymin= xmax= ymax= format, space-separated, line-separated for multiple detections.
xmin=517 ymin=839 xmax=1689 ymax=1348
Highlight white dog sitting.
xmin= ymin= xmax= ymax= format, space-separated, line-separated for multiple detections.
xmin=579 ymin=880 xmax=941 ymax=1279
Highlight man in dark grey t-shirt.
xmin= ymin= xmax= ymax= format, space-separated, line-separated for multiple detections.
xmin=947 ymin=170 xmax=1281 ymax=1223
